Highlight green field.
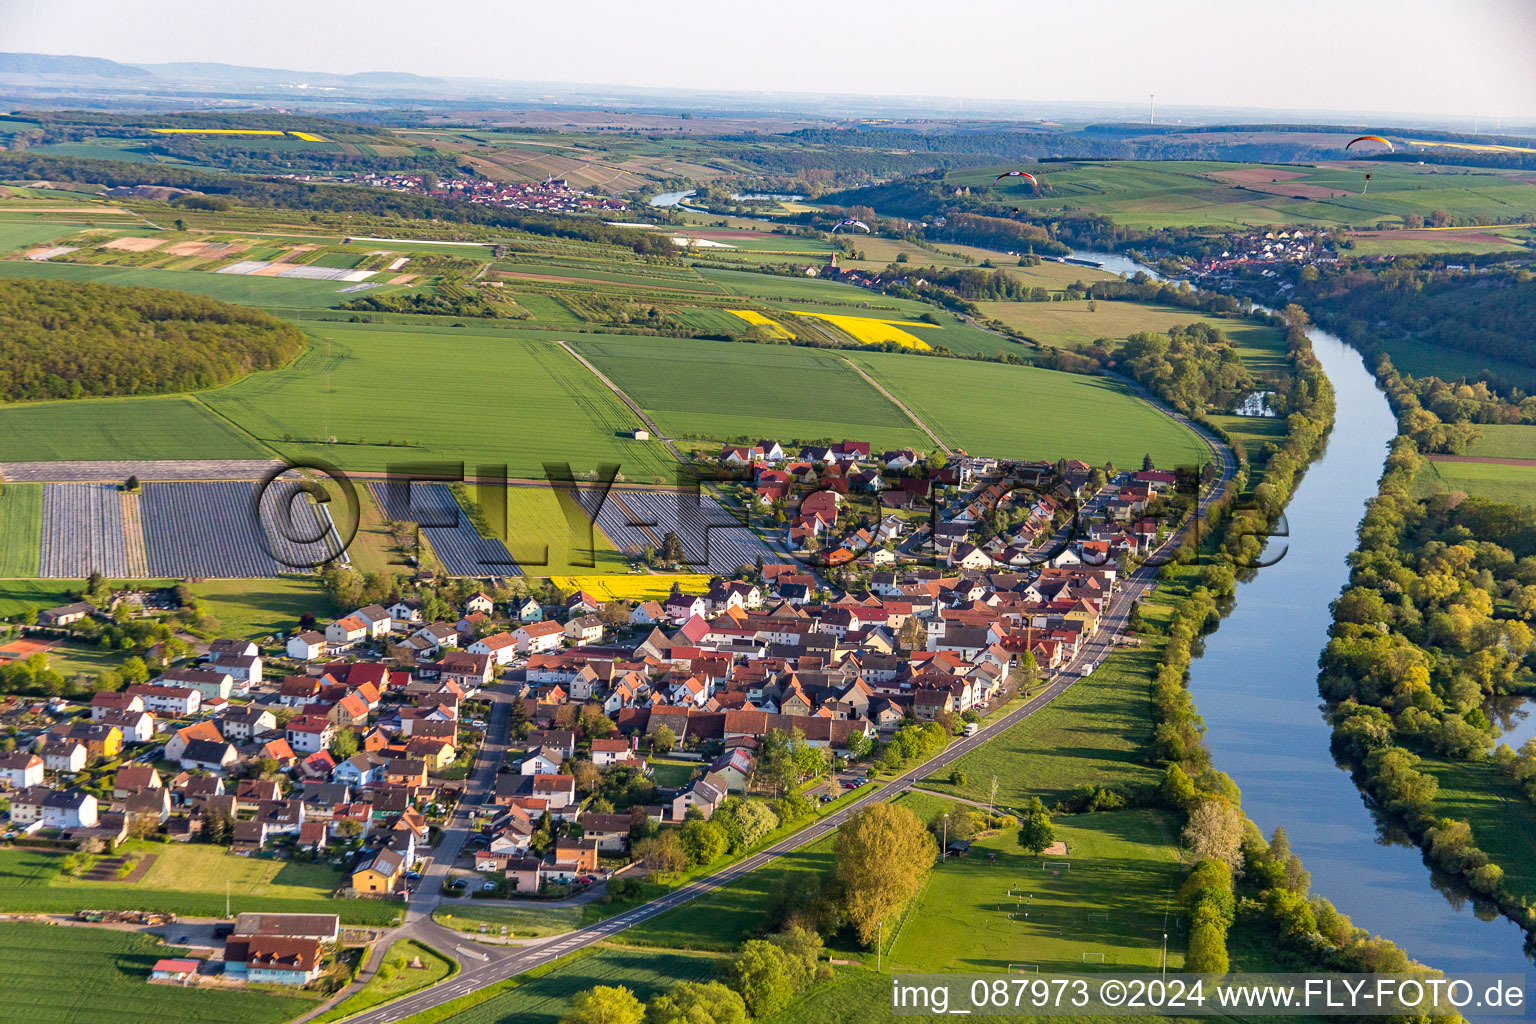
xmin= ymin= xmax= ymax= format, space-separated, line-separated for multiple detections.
xmin=916 ymin=641 xmax=1164 ymax=808
xmin=851 ymin=352 xmax=1204 ymax=469
xmin=0 ymin=848 xmax=399 ymax=925
xmin=429 ymin=947 xmax=721 ymax=1024
xmin=314 ymin=940 xmax=457 ymax=1024
xmin=0 ymin=482 xmax=42 ymax=576
xmin=0 ymin=394 xmax=271 ymax=463
xmin=203 ymin=322 xmax=675 ymax=480
xmin=485 ymin=485 xmax=628 ymax=575
xmin=1413 ymin=458 xmax=1536 ymax=506
xmin=573 ymin=335 xmax=933 ymax=449
xmin=0 ymin=922 xmax=311 ymax=1024
xmin=0 ymin=579 xmax=81 ymax=618
xmin=885 ymin=797 xmax=1185 ymax=973
xmin=1381 ymin=336 xmax=1536 ymax=391
xmin=1464 ymin=424 xmax=1536 ymax=460
xmin=188 ymin=577 xmax=331 ymax=639
xmin=0 ymin=217 xmax=106 ymax=254
xmin=620 ymin=836 xmax=835 ymax=952
xmin=1420 ymin=756 xmax=1536 ymax=907
xmin=1206 ymin=413 xmax=1290 ymax=477
xmin=0 ymin=258 xmax=410 ymax=310
xmin=975 ymin=300 xmax=1289 ymax=370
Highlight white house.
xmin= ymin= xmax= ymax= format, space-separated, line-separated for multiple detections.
xmin=629 ymin=601 xmax=664 ymax=626
xmin=563 ymin=615 xmax=603 ymax=645
xmin=155 ymin=668 xmax=233 ymax=702
xmin=468 ymin=632 xmax=518 ymax=666
xmin=387 ymin=600 xmax=423 ymax=630
xmin=287 ymin=631 xmax=326 ymax=661
xmin=325 ymin=615 xmax=369 ymax=650
xmin=465 ymin=592 xmax=495 ymax=616
xmin=285 ymin=716 xmax=337 ymax=755
xmin=0 ymin=751 xmax=45 ymax=789
xmin=126 ymin=684 xmax=201 ymax=717
xmin=10 ymin=786 xmax=97 ymax=829
xmin=514 ymin=621 xmax=565 ymax=654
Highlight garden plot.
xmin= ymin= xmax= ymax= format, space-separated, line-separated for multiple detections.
xmin=592 ymin=488 xmax=775 ymax=574
xmin=369 ymin=481 xmax=520 ymax=577
xmin=39 ymin=483 xmax=129 ymax=577
xmin=140 ymin=480 xmax=343 ymax=578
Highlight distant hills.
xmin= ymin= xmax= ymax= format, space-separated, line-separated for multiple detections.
xmin=0 ymin=52 xmax=154 ymax=79
xmin=0 ymin=52 xmax=446 ymax=89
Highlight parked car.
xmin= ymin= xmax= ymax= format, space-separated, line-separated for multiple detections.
xmin=481 ymin=881 xmax=496 ymax=891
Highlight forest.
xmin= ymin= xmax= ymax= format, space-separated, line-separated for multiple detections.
xmin=1113 ymin=322 xmax=1254 ymax=416
xmin=0 ymin=278 xmax=305 ymax=401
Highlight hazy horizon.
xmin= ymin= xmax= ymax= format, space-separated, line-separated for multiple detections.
xmin=3 ymin=0 xmax=1534 ymax=121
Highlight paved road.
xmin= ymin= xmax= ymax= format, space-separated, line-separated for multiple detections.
xmin=339 ymin=415 xmax=1234 ymax=1024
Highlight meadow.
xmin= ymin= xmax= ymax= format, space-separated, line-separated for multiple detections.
xmin=0 ymin=482 xmax=42 ymax=576
xmin=850 ymin=352 xmax=1204 ymax=469
xmin=1420 ymin=756 xmax=1536 ymax=907
xmin=203 ymin=322 xmax=677 ymax=480
xmin=422 ymin=947 xmax=722 ymax=1024
xmin=0 ymin=922 xmax=311 ymax=1024
xmin=916 ymin=639 xmax=1165 ymax=808
xmin=1381 ymin=335 xmax=1536 ymax=391
xmin=974 ymin=299 xmax=1290 ymax=372
xmin=0 ymin=394 xmax=272 ymax=463
xmin=0 ymin=848 xmax=399 ymax=925
xmin=1413 ymin=458 xmax=1536 ymax=506
xmin=489 ymin=485 xmax=628 ymax=575
xmin=572 ymin=335 xmax=933 ymax=450
xmin=188 ymin=577 xmax=332 ymax=638
xmin=49 ymin=839 xmax=345 ymax=899
xmin=1463 ymin=424 xmax=1536 ymax=460
xmin=312 ymin=940 xmax=457 ymax=1024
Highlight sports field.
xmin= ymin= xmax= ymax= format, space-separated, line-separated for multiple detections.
xmin=0 ymin=483 xmax=42 ymax=577
xmin=0 ymin=394 xmax=272 ymax=463
xmin=885 ymin=796 xmax=1186 ymax=973
xmin=851 ymin=352 xmax=1203 ymax=469
xmin=204 ymin=322 xmax=676 ymax=480
xmin=573 ymin=335 xmax=933 ymax=449
xmin=0 ymin=922 xmax=311 ymax=1024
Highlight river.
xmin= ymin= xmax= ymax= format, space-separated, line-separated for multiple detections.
xmin=1078 ymin=251 xmax=1533 ymax=1000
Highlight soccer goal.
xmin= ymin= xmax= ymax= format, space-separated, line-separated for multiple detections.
xmin=1040 ymin=860 xmax=1071 ymax=871
xmin=1008 ymin=964 xmax=1040 ymax=974
xmin=1088 ymin=912 xmax=1110 ymax=924
xmin=1082 ymin=952 xmax=1106 ymax=964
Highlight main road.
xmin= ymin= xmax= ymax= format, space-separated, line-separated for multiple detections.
xmin=340 ymin=402 xmax=1235 ymax=1024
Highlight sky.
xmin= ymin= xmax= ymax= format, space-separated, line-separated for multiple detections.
xmin=3 ymin=0 xmax=1535 ymax=120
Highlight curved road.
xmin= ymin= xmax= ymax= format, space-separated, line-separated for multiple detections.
xmin=339 ymin=407 xmax=1235 ymax=1024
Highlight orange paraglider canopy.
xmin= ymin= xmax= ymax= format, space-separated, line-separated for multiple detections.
xmin=1346 ymin=135 xmax=1393 ymax=151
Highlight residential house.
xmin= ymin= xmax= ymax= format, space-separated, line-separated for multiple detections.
xmin=351 ymin=846 xmax=405 ymax=894
xmin=37 ymin=602 xmax=94 ymax=627
xmin=126 ymin=684 xmax=200 ymax=717
xmin=286 ymin=631 xmax=326 ymax=661
xmin=545 ymin=838 xmax=599 ymax=883
xmin=89 ymin=690 xmax=144 ymax=721
xmin=514 ymin=621 xmax=565 ymax=655
xmin=325 ymin=616 xmax=369 ymax=651
xmin=286 ymin=716 xmax=337 ymax=755
xmin=38 ymin=737 xmax=86 ymax=773
xmin=10 ymin=786 xmax=97 ymax=829
xmin=468 ymin=632 xmax=518 ymax=666
xmin=563 ymin=615 xmax=604 ymax=645
xmin=0 ymin=751 xmax=44 ymax=790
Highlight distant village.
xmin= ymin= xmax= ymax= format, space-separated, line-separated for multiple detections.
xmin=344 ymin=173 xmax=627 ymax=214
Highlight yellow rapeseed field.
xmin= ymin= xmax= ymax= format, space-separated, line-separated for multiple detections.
xmin=550 ymin=574 xmax=714 ymax=601
xmin=791 ymin=311 xmax=935 ymax=350
xmin=727 ymin=309 xmax=796 ymax=340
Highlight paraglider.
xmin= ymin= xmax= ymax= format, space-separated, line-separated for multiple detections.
xmin=1346 ymin=135 xmax=1393 ymax=152
xmin=1361 ymin=173 xmax=1373 ymax=195
xmin=992 ymin=170 xmax=1041 ymax=190
xmin=832 ymin=218 xmax=870 ymax=233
